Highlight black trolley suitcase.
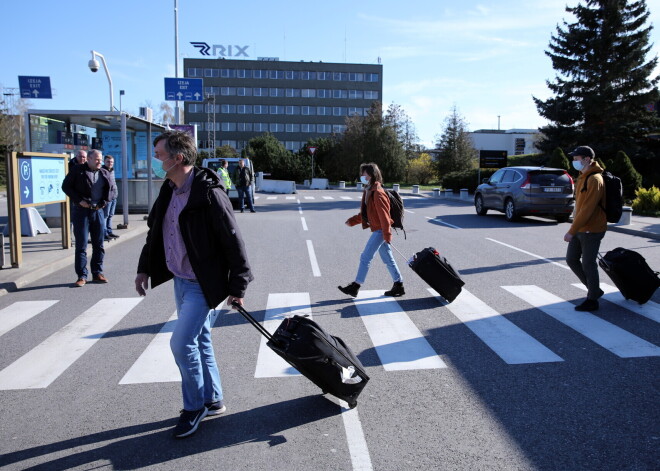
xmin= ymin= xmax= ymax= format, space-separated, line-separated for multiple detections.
xmin=598 ymin=247 xmax=660 ymax=304
xmin=232 ymin=302 xmax=369 ymax=408
xmin=393 ymin=246 xmax=465 ymax=303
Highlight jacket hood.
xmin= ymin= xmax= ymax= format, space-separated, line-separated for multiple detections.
xmin=187 ymin=167 xmax=224 ymax=208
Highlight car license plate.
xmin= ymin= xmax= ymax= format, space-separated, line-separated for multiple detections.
xmin=543 ymin=187 xmax=562 ymax=192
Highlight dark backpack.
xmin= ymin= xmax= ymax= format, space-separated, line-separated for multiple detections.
xmin=386 ymin=189 xmax=406 ymax=238
xmin=581 ymin=171 xmax=624 ymax=223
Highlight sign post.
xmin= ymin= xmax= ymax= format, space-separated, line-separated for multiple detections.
xmin=18 ymin=76 xmax=52 ymax=99
xmin=7 ymin=152 xmax=69 ymax=267
xmin=307 ymin=146 xmax=318 ymax=181
xmin=164 ymin=78 xmax=204 ymax=102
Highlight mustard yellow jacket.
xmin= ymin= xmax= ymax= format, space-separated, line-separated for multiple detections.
xmin=569 ymin=162 xmax=607 ymax=235
xmin=346 ymin=182 xmax=394 ymax=243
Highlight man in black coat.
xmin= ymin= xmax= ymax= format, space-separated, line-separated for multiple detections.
xmin=135 ymin=130 xmax=253 ymax=439
xmin=62 ymin=149 xmax=111 ymax=287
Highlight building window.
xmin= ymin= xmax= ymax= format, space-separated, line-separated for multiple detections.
xmin=317 ymin=106 xmax=332 ymax=116
xmin=333 ymin=107 xmax=346 ymax=116
xmin=237 ymin=69 xmax=251 ymax=78
xmin=221 ymin=87 xmax=236 ymax=96
xmin=301 ymin=89 xmax=316 ymax=98
xmin=285 ymin=141 xmax=302 ymax=151
xmin=332 ymin=89 xmax=348 ymax=99
xmin=204 ymin=86 xmax=219 ymax=96
xmin=286 ymin=88 xmax=301 ymax=98
xmin=254 ymin=123 xmax=268 ymax=132
xmin=237 ymin=104 xmax=253 ymax=114
xmin=301 ymin=106 xmax=316 ymax=116
xmin=221 ymin=140 xmax=237 ymax=148
xmin=333 ymin=124 xmax=346 ymax=133
xmin=301 ymin=124 xmax=316 ymax=132
xmin=286 ymin=105 xmax=300 ymax=115
xmin=189 ymin=104 xmax=204 ymax=113
xmin=515 ymin=138 xmax=526 ymax=155
xmin=349 ymin=90 xmax=363 ymax=99
xmin=204 ymin=68 xmax=219 ymax=77
xmin=269 ymin=70 xmax=284 ymax=79
xmin=238 ymin=122 xmax=253 ymax=131
xmin=237 ymin=87 xmax=252 ymax=96
xmin=220 ymin=69 xmax=236 ymax=78
xmin=365 ymin=73 xmax=380 ymax=82
xmin=364 ymin=90 xmax=379 ymax=99
xmin=286 ymin=123 xmax=300 ymax=133
xmin=317 ymin=71 xmax=329 ymax=80
xmin=270 ymin=88 xmax=285 ymax=97
xmin=253 ymin=105 xmax=268 ymax=114
xmin=269 ymin=123 xmax=284 ymax=132
xmin=187 ymin=68 xmax=203 ymax=77
xmin=285 ymin=70 xmax=299 ymax=80
xmin=221 ymin=104 xmax=236 ymax=114
xmin=317 ymin=124 xmax=332 ymax=133
xmin=221 ymin=122 xmax=237 ymax=131
xmin=269 ymin=105 xmax=285 ymax=114
xmin=348 ymin=107 xmax=363 ymax=116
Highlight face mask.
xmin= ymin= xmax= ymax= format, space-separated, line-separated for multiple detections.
xmin=152 ymin=157 xmax=174 ymax=178
xmin=360 ymin=176 xmax=369 ymax=185
xmin=572 ymin=160 xmax=584 ymax=171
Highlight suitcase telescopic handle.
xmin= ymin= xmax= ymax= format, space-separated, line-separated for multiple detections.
xmin=231 ymin=301 xmax=274 ymax=341
xmin=389 ymin=243 xmax=410 ymax=264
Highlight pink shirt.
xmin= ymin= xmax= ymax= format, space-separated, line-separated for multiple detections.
xmin=162 ymin=170 xmax=196 ymax=280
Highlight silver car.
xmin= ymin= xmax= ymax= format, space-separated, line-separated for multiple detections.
xmin=474 ymin=166 xmax=574 ymax=222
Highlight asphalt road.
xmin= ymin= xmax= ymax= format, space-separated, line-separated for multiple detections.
xmin=0 ymin=190 xmax=658 ymax=471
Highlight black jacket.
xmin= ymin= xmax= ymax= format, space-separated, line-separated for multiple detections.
xmin=137 ymin=167 xmax=253 ymax=309
xmin=102 ymin=165 xmax=118 ymax=201
xmin=62 ymin=164 xmax=111 ymax=207
xmin=233 ymin=166 xmax=253 ymax=187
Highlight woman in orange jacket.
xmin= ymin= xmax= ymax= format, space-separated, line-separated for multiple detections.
xmin=338 ymin=162 xmax=404 ymax=298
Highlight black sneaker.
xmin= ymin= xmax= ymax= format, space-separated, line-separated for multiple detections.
xmin=338 ymin=282 xmax=360 ymax=297
xmin=173 ymin=407 xmax=208 ymax=438
xmin=384 ymin=282 xmax=405 ymax=297
xmin=575 ymin=299 xmax=599 ymax=312
xmin=108 ymin=233 xmax=120 ymax=239
xmin=205 ymin=400 xmax=227 ymax=417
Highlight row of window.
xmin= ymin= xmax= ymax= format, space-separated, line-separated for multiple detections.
xmin=191 ymin=121 xmax=347 ymax=134
xmin=187 ymin=68 xmax=379 ymax=82
xmin=199 ymin=140 xmax=307 ymax=152
xmin=189 ymin=104 xmax=370 ymax=117
xmin=201 ymin=87 xmax=379 ymax=99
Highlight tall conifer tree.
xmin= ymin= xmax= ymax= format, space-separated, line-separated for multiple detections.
xmin=534 ymin=0 xmax=659 ymax=162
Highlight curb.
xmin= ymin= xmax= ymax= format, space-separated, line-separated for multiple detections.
xmin=607 ymin=225 xmax=660 ymax=241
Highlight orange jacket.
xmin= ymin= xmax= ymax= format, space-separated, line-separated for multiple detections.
xmin=346 ymin=182 xmax=394 ymax=243
xmin=569 ymin=162 xmax=607 ymax=235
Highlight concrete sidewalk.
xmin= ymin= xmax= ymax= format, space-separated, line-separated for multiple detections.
xmin=0 ymin=213 xmax=149 ymax=296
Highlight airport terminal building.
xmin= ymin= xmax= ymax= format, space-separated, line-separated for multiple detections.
xmin=183 ymin=58 xmax=383 ymax=152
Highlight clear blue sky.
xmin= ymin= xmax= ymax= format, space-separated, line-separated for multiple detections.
xmin=1 ymin=0 xmax=658 ymax=148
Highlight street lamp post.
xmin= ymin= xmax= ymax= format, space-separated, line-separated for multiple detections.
xmin=88 ymin=50 xmax=114 ymax=111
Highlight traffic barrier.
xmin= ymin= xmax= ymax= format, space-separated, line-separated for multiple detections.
xmin=310 ymin=178 xmax=329 ymax=190
xmin=412 ymin=185 xmax=420 ymax=194
xmin=259 ymin=179 xmax=297 ymax=194
xmin=393 ymin=184 xmax=400 ymax=192
xmin=460 ymin=189 xmax=470 ymax=200
xmin=444 ymin=189 xmax=453 ymax=198
xmin=615 ymin=206 xmax=633 ymax=226
xmin=339 ymin=181 xmax=346 ymax=189
xmin=356 ymin=182 xmax=363 ymax=191
xmin=432 ymin=188 xmax=441 ymax=197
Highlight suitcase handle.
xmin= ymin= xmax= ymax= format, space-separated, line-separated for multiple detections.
xmin=389 ymin=243 xmax=411 ymax=265
xmin=231 ymin=301 xmax=274 ymax=342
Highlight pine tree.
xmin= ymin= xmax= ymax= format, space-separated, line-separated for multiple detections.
xmin=534 ymin=0 xmax=660 ymax=163
xmin=607 ymin=150 xmax=643 ymax=199
xmin=434 ymin=105 xmax=476 ymax=175
xmin=548 ymin=147 xmax=571 ymax=172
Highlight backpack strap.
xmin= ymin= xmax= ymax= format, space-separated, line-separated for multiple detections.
xmin=580 ymin=171 xmax=606 ymax=212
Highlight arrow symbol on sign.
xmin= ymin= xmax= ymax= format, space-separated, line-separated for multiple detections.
xmin=32 ymin=90 xmax=39 ymax=97
xmin=176 ymin=92 xmax=183 ymax=100
xmin=194 ymin=92 xmax=201 ymax=100
xmin=24 ymin=186 xmax=30 ymax=198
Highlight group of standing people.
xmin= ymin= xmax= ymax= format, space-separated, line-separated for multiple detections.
xmin=215 ymin=158 xmax=256 ymax=213
xmin=61 ymin=149 xmax=118 ymax=287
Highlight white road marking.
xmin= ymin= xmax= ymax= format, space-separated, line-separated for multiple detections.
xmin=353 ymin=291 xmax=446 ymax=370
xmin=286 ymin=196 xmax=296 ymax=200
xmin=306 ymin=240 xmax=322 ymax=277
xmin=573 ymin=283 xmax=660 ymax=323
xmin=503 ymin=285 xmax=660 ymax=358
xmin=338 ymin=400 xmax=373 ymax=471
xmin=340 ymin=196 xmax=352 ymax=200
xmin=405 ymin=209 xmax=415 ymax=214
xmin=304 ymin=196 xmax=315 ymax=200
xmin=267 ymin=196 xmax=277 ymax=200
xmin=0 ymin=298 xmax=143 ymax=390
xmin=254 ymin=293 xmax=312 ymax=378
xmin=0 ymin=300 xmax=58 ymax=338
xmin=323 ymin=196 xmax=334 ymax=200
xmin=298 ymin=206 xmax=303 ymax=215
xmin=434 ymin=289 xmax=563 ymax=364
xmin=487 ymin=238 xmax=570 ymax=270
xmin=425 ymin=216 xmax=461 ymax=229
xmin=120 ymin=311 xmax=179 ymax=384
xmin=301 ymin=217 xmax=308 ymax=231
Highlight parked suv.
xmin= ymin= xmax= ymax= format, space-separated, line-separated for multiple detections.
xmin=474 ymin=166 xmax=574 ymax=222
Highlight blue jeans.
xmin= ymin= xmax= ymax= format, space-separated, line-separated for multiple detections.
xmin=566 ymin=231 xmax=605 ymax=300
xmin=355 ymin=230 xmax=403 ymax=285
xmin=236 ymin=186 xmax=254 ymax=211
xmin=171 ymin=277 xmax=223 ymax=411
xmin=103 ymin=199 xmax=117 ymax=236
xmin=71 ymin=205 xmax=105 ymax=279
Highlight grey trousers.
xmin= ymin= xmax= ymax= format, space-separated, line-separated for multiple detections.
xmin=566 ymin=231 xmax=605 ymax=300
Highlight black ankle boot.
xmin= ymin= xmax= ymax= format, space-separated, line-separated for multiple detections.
xmin=384 ymin=282 xmax=405 ymax=297
xmin=338 ymin=282 xmax=360 ymax=297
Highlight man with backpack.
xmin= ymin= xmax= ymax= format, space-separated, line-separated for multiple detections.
xmin=564 ymin=146 xmax=607 ymax=312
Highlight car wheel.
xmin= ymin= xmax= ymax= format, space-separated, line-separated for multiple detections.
xmin=555 ymin=214 xmax=570 ymax=223
xmin=504 ymin=199 xmax=519 ymax=222
xmin=475 ymin=195 xmax=488 ymax=216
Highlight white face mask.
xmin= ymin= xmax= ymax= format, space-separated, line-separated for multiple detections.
xmin=572 ymin=160 xmax=585 ymax=171
xmin=360 ymin=175 xmax=369 ymax=185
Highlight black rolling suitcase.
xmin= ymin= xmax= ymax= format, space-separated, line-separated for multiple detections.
xmin=393 ymin=245 xmax=465 ymax=302
xmin=598 ymin=247 xmax=660 ymax=304
xmin=232 ymin=302 xmax=369 ymax=408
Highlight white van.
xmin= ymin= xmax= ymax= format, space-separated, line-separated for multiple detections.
xmin=202 ymin=157 xmax=255 ymax=207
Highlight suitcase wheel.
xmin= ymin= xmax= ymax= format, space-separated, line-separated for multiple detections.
xmin=348 ymin=401 xmax=357 ymax=409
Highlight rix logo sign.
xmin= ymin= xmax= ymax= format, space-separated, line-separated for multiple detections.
xmin=190 ymin=42 xmax=249 ymax=57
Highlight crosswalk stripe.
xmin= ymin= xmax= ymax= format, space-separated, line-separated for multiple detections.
xmin=322 ymin=196 xmax=334 ymax=200
xmin=353 ymin=290 xmax=446 ymax=370
xmin=0 ymin=298 xmax=143 ymax=390
xmin=254 ymin=293 xmax=312 ymax=378
xmin=573 ymin=283 xmax=660 ymax=323
xmin=0 ymin=300 xmax=58 ymax=338
xmin=119 ymin=311 xmax=179 ymax=384
xmin=306 ymin=240 xmax=321 ymax=277
xmin=266 ymin=196 xmax=277 ymax=200
xmin=286 ymin=196 xmax=296 ymax=200
xmin=119 ymin=308 xmax=223 ymax=385
xmin=503 ymin=285 xmax=660 ymax=358
xmin=301 ymin=217 xmax=308 ymax=231
xmin=340 ymin=196 xmax=352 ymax=200
xmin=304 ymin=196 xmax=315 ymax=200
xmin=435 ymin=289 xmax=563 ymax=364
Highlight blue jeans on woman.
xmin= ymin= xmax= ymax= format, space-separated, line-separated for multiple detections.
xmin=71 ymin=205 xmax=105 ymax=279
xmin=171 ymin=277 xmax=223 ymax=411
xmin=355 ymin=230 xmax=403 ymax=285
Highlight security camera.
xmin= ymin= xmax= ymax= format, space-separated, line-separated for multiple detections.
xmin=88 ymin=59 xmax=100 ymax=73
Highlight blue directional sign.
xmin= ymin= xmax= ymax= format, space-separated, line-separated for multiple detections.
xmin=18 ymin=155 xmax=67 ymax=206
xmin=164 ymin=78 xmax=204 ymax=102
xmin=18 ymin=76 xmax=52 ymax=99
